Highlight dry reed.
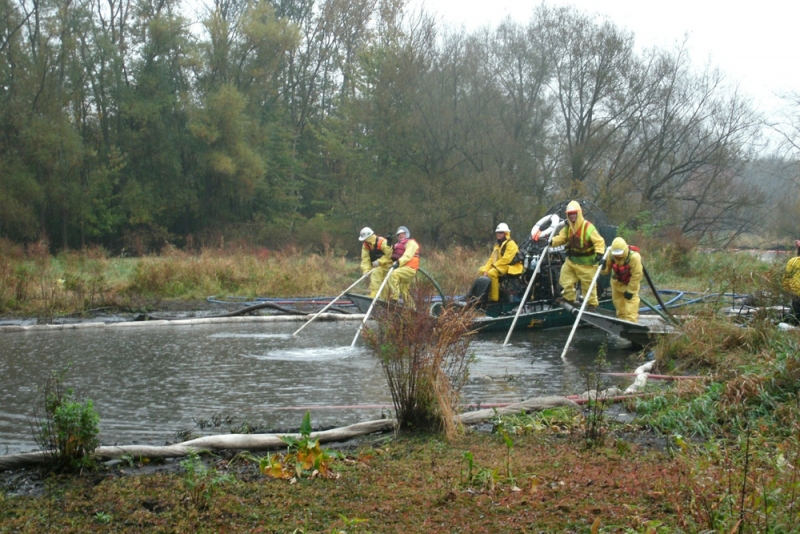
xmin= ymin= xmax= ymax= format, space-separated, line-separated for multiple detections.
xmin=361 ymin=289 xmax=475 ymax=439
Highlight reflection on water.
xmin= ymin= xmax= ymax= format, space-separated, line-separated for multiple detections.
xmin=0 ymin=321 xmax=638 ymax=455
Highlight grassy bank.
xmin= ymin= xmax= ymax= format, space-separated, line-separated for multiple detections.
xmin=0 ymin=239 xmax=786 ymax=318
xmin=2 ymin=239 xmax=800 ymax=532
xmin=0 ymin=431 xmax=719 ymax=533
xmin=0 ymin=241 xmax=490 ymax=317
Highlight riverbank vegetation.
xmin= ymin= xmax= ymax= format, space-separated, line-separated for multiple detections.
xmin=2 ymin=241 xmax=799 ymax=531
xmin=0 ymin=238 xmax=789 ymax=319
xmin=3 ymin=0 xmax=800 ymax=528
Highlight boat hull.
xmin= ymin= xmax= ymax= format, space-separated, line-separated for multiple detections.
xmin=345 ymin=292 xmax=614 ymax=333
xmin=470 ymin=300 xmax=615 ymax=333
xmin=559 ymin=301 xmax=674 ymax=348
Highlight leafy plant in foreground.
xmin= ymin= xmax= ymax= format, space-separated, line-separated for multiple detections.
xmin=492 ymin=407 xmax=580 ymax=435
xmin=582 ymin=345 xmax=610 ymax=449
xmin=180 ymin=451 xmax=233 ymax=510
xmin=459 ymin=450 xmax=499 ymax=491
xmin=30 ymin=369 xmax=100 ymax=470
xmin=499 ymin=427 xmax=515 ymax=483
xmin=260 ymin=411 xmax=339 ymax=480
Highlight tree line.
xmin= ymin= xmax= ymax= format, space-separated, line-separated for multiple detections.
xmin=1 ymin=0 xmax=796 ymax=255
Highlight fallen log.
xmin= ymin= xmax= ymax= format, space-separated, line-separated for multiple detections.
xmin=0 ymin=395 xmax=595 ymax=471
xmin=600 ymin=372 xmax=705 ymax=380
xmin=457 ymin=396 xmax=578 ymax=424
xmin=0 ymin=419 xmax=395 ymax=471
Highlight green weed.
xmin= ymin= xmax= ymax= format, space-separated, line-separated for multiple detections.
xmin=180 ymin=451 xmax=233 ymax=510
xmin=499 ymin=427 xmax=515 ymax=483
xmin=582 ymin=345 xmax=610 ymax=449
xmin=30 ymin=368 xmax=100 ymax=471
xmin=93 ymin=511 xmax=112 ymax=524
xmin=459 ymin=450 xmax=499 ymax=491
xmin=260 ymin=412 xmax=340 ymax=480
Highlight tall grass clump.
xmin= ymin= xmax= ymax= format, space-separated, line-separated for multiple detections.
xmin=124 ymin=245 xmax=359 ymax=301
xmin=638 ymin=317 xmax=800 ymax=439
xmin=0 ymin=238 xmax=26 ymax=311
xmin=30 ymin=369 xmax=100 ymax=470
xmin=362 ymin=290 xmax=475 ymax=438
xmin=666 ymin=428 xmax=800 ymax=533
xmin=654 ymin=312 xmax=772 ymax=375
xmin=58 ymin=246 xmax=111 ymax=311
xmin=0 ymin=240 xmax=123 ymax=316
xmin=643 ymin=241 xmax=779 ymax=294
xmin=423 ymin=246 xmax=486 ymax=297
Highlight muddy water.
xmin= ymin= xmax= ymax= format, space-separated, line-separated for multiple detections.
xmin=0 ymin=321 xmax=637 ymax=455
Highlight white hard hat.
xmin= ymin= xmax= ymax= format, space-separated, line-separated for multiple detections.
xmin=358 ymin=227 xmax=374 ymax=242
xmin=495 ymin=223 xmax=510 ymax=233
xmin=396 ymin=226 xmax=410 ymax=238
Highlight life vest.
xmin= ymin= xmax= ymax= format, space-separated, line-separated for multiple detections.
xmin=498 ymin=239 xmax=523 ymax=265
xmin=391 ymin=238 xmax=420 ymax=270
xmin=611 ymin=245 xmax=640 ymax=285
xmin=364 ymin=236 xmax=387 ymax=263
xmin=566 ymin=221 xmax=597 ymax=258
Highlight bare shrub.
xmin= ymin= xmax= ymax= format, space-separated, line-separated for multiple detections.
xmin=652 ymin=228 xmax=697 ymax=275
xmin=362 ymin=290 xmax=475 ymax=439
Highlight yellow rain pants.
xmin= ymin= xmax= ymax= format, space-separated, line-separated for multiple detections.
xmin=479 ymin=233 xmax=524 ymax=301
xmin=559 ymin=259 xmax=601 ymax=307
xmin=369 ymin=266 xmax=391 ymax=299
xmin=610 ymin=280 xmax=640 ymax=322
xmin=389 ymin=266 xmax=417 ymax=307
xmin=484 ymin=268 xmax=504 ymax=302
xmin=360 ymin=234 xmax=393 ymax=298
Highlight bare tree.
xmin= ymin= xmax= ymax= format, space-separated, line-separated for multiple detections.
xmin=535 ymin=5 xmax=637 ymax=195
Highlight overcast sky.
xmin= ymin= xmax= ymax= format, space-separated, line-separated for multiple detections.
xmin=409 ymin=0 xmax=797 ymax=117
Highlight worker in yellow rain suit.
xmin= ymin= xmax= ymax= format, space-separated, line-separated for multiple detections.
xmin=389 ymin=226 xmax=420 ymax=306
xmin=601 ymin=237 xmax=643 ymax=322
xmin=549 ymin=201 xmax=606 ymax=308
xmin=478 ymin=223 xmax=525 ymax=302
xmin=359 ymin=227 xmax=392 ymax=298
xmin=783 ymin=239 xmax=800 ymax=323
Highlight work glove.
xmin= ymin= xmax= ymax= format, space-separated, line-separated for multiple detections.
xmin=372 ymin=260 xmax=380 ymax=267
xmin=623 ymin=291 xmax=633 ymax=300
xmin=392 ymin=261 xmax=400 ymax=269
xmin=595 ymin=253 xmax=604 ymax=265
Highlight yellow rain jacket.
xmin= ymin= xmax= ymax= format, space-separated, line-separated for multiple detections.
xmin=783 ymin=255 xmax=800 ymax=297
xmin=601 ymin=237 xmax=643 ymax=322
xmin=479 ymin=232 xmax=524 ymax=302
xmin=360 ymin=234 xmax=392 ymax=298
xmin=549 ymin=201 xmax=606 ymax=306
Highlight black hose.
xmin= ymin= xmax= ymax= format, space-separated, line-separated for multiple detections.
xmin=418 ymin=267 xmax=447 ymax=303
xmin=642 ymin=265 xmax=680 ymax=325
xmin=134 ymin=302 xmax=353 ymax=321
